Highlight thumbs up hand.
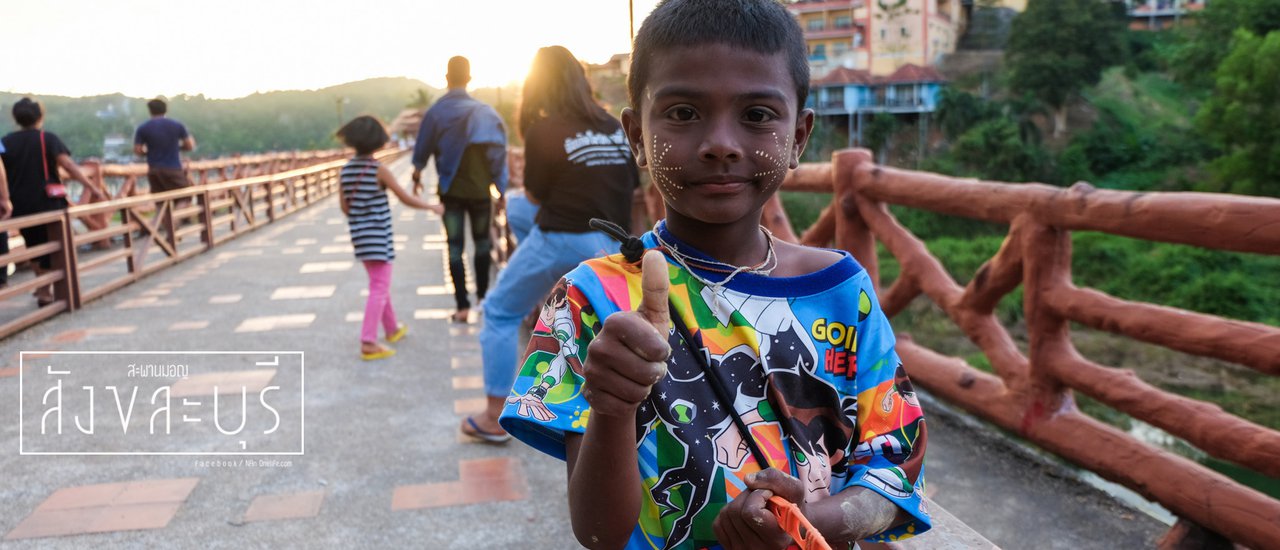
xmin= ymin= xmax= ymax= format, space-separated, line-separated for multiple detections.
xmin=638 ymin=249 xmax=671 ymax=334
xmin=581 ymin=250 xmax=672 ymax=418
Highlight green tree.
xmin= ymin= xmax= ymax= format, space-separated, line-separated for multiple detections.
xmin=951 ymin=118 xmax=1047 ymax=182
xmin=1168 ymin=0 xmax=1280 ymax=90
xmin=934 ymin=88 xmax=996 ymax=141
xmin=1006 ymin=0 xmax=1125 ymax=137
xmin=863 ymin=112 xmax=899 ymax=164
xmin=1194 ymin=29 xmax=1280 ymax=197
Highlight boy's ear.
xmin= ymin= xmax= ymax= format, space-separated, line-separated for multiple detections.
xmin=790 ymin=108 xmax=816 ymax=169
xmin=621 ymin=107 xmax=647 ymax=167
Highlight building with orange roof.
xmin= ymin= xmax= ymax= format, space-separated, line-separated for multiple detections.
xmin=808 ymin=63 xmax=946 ymax=147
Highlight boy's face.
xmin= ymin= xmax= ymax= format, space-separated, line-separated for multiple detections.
xmin=623 ymin=44 xmax=814 ymax=228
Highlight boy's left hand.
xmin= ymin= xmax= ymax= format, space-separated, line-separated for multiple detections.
xmin=713 ymin=468 xmax=807 ymax=549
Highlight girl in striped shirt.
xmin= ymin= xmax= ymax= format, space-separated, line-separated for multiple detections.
xmin=337 ymin=116 xmax=443 ymax=361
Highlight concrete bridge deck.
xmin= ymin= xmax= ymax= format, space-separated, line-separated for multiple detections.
xmin=0 ymin=157 xmax=1168 ymax=548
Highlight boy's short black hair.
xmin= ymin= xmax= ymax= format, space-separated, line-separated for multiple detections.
xmin=336 ymin=115 xmax=390 ymax=156
xmin=627 ymin=0 xmax=810 ymax=110
xmin=13 ymin=97 xmax=43 ymax=128
xmin=147 ymin=98 xmax=167 ymax=116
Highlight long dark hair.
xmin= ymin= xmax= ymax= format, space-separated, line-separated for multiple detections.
xmin=518 ymin=46 xmax=614 ymax=140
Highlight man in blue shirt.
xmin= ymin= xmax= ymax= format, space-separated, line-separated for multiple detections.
xmin=411 ymin=56 xmax=509 ymax=323
xmin=134 ymin=98 xmax=196 ymax=198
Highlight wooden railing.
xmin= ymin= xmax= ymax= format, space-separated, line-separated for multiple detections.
xmin=0 ymin=148 xmax=408 ymax=338
xmin=723 ymin=148 xmax=1277 ymax=548
xmin=80 ymin=149 xmax=349 ymax=198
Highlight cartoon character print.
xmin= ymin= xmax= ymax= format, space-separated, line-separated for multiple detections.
xmin=852 ymin=364 xmax=927 ymax=502
xmin=774 ymin=372 xmax=857 ymax=502
xmin=507 ymin=280 xmax=582 ymax=422
xmin=635 ymin=337 xmax=764 ymax=549
xmin=636 ymin=292 xmax=835 ymax=549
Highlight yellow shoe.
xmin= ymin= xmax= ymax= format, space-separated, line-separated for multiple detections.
xmin=361 ymin=347 xmax=396 ymax=361
xmin=386 ymin=324 xmax=409 ymax=343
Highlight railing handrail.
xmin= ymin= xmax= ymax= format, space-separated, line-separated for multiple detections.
xmin=778 ymin=148 xmax=1280 ymax=548
xmin=67 ymin=155 xmax=358 ymax=217
xmin=84 ymin=148 xmax=347 ymax=177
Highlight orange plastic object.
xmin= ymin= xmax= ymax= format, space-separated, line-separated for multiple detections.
xmin=767 ymin=495 xmax=832 ymax=550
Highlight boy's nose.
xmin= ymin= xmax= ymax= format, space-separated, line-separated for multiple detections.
xmin=698 ymin=120 xmax=743 ymax=163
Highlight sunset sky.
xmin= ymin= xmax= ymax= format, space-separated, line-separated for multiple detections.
xmin=2 ymin=0 xmax=662 ymax=99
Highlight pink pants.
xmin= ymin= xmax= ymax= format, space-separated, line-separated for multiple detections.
xmin=361 ymin=260 xmax=398 ymax=343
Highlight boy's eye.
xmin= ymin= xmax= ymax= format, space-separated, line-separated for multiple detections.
xmin=744 ymin=108 xmax=777 ymax=124
xmin=665 ymin=106 xmax=698 ymax=122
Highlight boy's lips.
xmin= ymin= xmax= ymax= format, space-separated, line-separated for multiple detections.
xmin=689 ymin=176 xmax=751 ymax=193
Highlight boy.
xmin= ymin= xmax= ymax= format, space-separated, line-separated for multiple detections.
xmin=499 ymin=1 xmax=931 ymax=548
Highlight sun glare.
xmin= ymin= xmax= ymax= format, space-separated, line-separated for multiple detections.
xmin=0 ymin=0 xmax=661 ymax=99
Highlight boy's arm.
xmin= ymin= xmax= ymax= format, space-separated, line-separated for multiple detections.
xmin=564 ymin=417 xmax=645 ymax=549
xmin=808 ymin=486 xmax=910 ymax=543
xmin=564 ymin=252 xmax=671 ymax=549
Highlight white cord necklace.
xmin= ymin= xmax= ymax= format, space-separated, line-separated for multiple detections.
xmin=654 ymin=224 xmax=777 ymax=319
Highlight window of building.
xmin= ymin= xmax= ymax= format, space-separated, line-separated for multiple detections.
xmin=901 ymin=26 xmax=909 ymax=37
xmin=854 ymin=30 xmax=864 ymax=47
xmin=880 ymin=28 xmax=886 ymax=40
xmin=833 ymin=41 xmax=849 ymax=56
xmin=896 ymin=84 xmax=916 ymax=105
xmin=808 ymin=18 xmax=825 ymax=31
xmin=811 ymin=44 xmax=827 ymax=60
xmin=835 ymin=15 xmax=852 ymax=29
xmin=825 ymin=87 xmax=845 ymax=108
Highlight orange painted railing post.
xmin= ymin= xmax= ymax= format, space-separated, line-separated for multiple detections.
xmin=1019 ymin=220 xmax=1073 ymax=432
xmin=833 ymin=149 xmax=878 ymax=289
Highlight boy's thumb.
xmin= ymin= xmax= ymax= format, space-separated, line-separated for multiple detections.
xmin=639 ymin=249 xmax=670 ymax=332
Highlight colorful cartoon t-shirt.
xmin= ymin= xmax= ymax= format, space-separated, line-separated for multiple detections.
xmin=499 ymin=224 xmax=930 ymax=549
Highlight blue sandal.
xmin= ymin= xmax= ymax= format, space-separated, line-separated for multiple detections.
xmin=461 ymin=416 xmax=511 ymax=444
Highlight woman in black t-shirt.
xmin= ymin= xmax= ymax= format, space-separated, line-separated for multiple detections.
xmin=0 ymin=97 xmax=106 ymax=305
xmin=464 ymin=46 xmax=641 ymax=442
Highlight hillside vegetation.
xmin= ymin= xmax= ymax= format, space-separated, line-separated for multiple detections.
xmin=0 ymin=78 xmax=453 ymax=159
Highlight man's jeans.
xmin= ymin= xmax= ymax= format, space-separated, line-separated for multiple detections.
xmin=441 ymin=196 xmax=493 ymax=311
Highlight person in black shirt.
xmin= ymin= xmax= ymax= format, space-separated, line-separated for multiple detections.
xmin=0 ymin=97 xmax=106 ymax=305
xmin=462 ymin=46 xmax=640 ymax=442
